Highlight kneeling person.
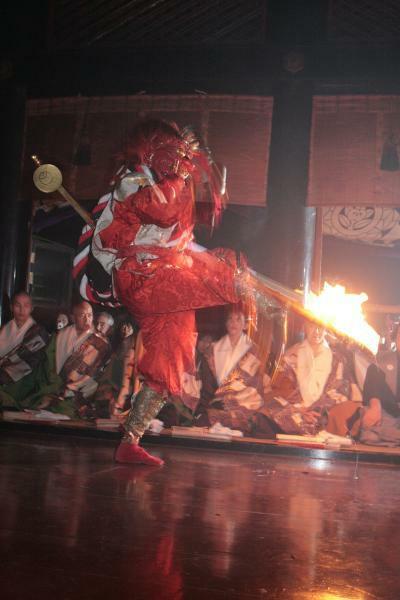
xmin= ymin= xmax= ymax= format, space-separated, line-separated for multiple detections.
xmin=33 ymin=301 xmax=111 ymax=418
xmin=358 ymin=324 xmax=400 ymax=445
xmin=0 ymin=292 xmax=49 ymax=409
xmin=196 ymin=307 xmax=267 ymax=434
xmin=260 ymin=321 xmax=354 ymax=436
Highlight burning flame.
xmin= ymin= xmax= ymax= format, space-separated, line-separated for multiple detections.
xmin=304 ymin=282 xmax=380 ymax=355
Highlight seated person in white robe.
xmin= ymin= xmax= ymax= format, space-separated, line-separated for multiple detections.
xmin=30 ymin=301 xmax=111 ymax=418
xmin=259 ymin=320 xmax=356 ymax=436
xmin=0 ymin=291 xmax=49 ymax=409
xmin=195 ymin=307 xmax=268 ymax=434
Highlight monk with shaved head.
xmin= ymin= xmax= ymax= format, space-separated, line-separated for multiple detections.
xmin=27 ymin=300 xmax=112 ymax=418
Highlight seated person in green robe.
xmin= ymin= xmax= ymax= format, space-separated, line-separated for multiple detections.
xmin=91 ymin=316 xmax=137 ymax=418
xmin=29 ymin=301 xmax=112 ymax=418
xmin=0 ymin=291 xmax=49 ymax=409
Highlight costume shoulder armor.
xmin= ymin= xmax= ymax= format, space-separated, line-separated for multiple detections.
xmin=114 ymin=172 xmax=151 ymax=202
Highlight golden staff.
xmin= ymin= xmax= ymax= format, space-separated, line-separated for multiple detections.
xmin=31 ymin=155 xmax=94 ymax=227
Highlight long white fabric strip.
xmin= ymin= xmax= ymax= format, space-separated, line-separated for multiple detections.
xmin=213 ymin=333 xmax=252 ymax=385
xmin=0 ymin=317 xmax=35 ymax=358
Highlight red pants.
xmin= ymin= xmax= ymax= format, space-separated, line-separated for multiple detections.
xmin=114 ymin=248 xmax=238 ymax=395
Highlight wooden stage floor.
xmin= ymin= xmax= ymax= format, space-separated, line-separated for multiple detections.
xmin=2 ymin=416 xmax=400 ymax=465
xmin=1 ymin=430 xmax=400 ymax=599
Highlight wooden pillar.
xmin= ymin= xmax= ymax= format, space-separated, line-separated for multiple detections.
xmin=311 ymin=207 xmax=324 ymax=293
xmin=0 ymin=86 xmax=31 ymax=324
xmin=260 ymin=79 xmax=315 ymax=295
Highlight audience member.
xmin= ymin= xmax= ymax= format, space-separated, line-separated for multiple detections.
xmin=194 ymin=307 xmax=268 ymax=434
xmin=95 ymin=311 xmax=114 ymax=339
xmin=258 ymin=320 xmax=356 ymax=436
xmin=28 ymin=301 xmax=111 ymax=418
xmin=0 ymin=291 xmax=49 ymax=408
xmin=156 ymin=333 xmax=216 ymax=428
xmin=93 ymin=317 xmax=137 ymax=418
xmin=56 ymin=313 xmax=69 ymax=331
xmin=358 ymin=324 xmax=400 ymax=445
xmin=185 ymin=333 xmax=217 ymax=425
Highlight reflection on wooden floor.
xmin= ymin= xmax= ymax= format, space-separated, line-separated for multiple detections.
xmin=1 ymin=431 xmax=400 ymax=599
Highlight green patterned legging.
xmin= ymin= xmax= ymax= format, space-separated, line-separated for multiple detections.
xmin=123 ymin=385 xmax=166 ymax=441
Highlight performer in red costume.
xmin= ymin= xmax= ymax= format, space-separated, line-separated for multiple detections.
xmin=74 ymin=119 xmax=245 ymax=466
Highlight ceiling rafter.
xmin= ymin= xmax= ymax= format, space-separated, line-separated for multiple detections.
xmin=50 ymin=0 xmax=267 ymax=48
xmin=329 ymin=0 xmax=400 ymax=42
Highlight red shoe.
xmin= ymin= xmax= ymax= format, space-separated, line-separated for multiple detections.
xmin=115 ymin=441 xmax=164 ymax=466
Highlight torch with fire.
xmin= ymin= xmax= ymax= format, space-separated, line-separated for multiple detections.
xmin=241 ymin=270 xmax=380 ymax=379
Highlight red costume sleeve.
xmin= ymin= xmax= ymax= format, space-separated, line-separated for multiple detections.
xmin=99 ymin=175 xmax=186 ymax=249
xmin=125 ymin=175 xmax=186 ymax=227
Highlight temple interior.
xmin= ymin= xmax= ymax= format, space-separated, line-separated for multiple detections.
xmin=2 ymin=1 xmax=400 ymax=598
